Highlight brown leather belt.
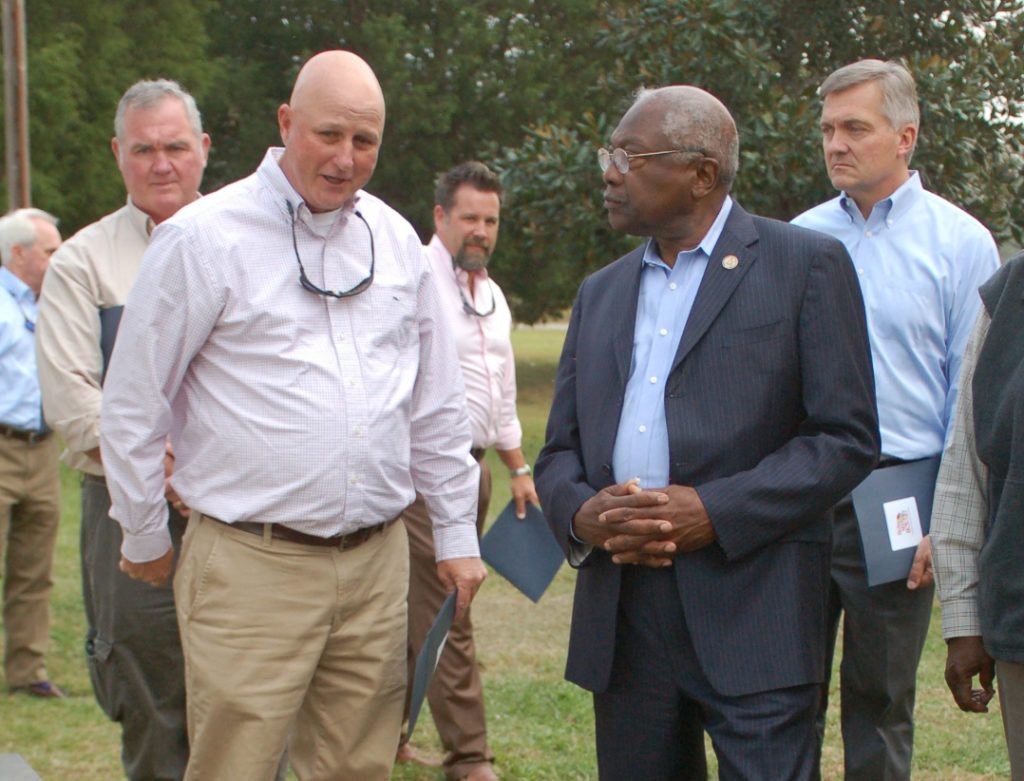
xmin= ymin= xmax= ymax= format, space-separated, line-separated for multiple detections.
xmin=205 ymin=514 xmax=398 ymax=550
xmin=0 ymin=423 xmax=52 ymax=444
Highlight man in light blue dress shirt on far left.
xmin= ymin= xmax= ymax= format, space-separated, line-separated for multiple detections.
xmin=0 ymin=207 xmax=65 ymax=699
xmin=792 ymin=58 xmax=1000 ymax=781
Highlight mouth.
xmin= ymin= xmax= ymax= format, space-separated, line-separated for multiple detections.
xmin=322 ymin=174 xmax=348 ymax=186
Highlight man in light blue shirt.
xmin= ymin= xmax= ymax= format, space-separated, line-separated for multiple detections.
xmin=0 ymin=208 xmax=64 ymax=699
xmin=792 ymin=59 xmax=1000 ymax=780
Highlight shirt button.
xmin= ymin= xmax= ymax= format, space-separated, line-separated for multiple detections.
xmin=351 ymin=476 xmax=359 ymax=485
xmin=865 ymin=230 xmax=873 ymax=237
xmin=338 ymin=334 xmax=346 ymax=342
xmin=638 ymin=425 xmax=647 ymax=433
xmin=669 ymin=282 xmax=678 ymax=290
xmin=349 ymin=379 xmax=356 ymax=387
xmin=649 ymin=376 xmax=658 ymax=384
xmin=659 ymin=328 xmax=668 ymax=336
xmin=354 ymin=427 xmax=362 ymax=436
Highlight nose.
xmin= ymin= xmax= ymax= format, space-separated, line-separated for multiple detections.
xmin=824 ymin=131 xmax=847 ymax=157
xmin=602 ymin=162 xmax=622 ymax=186
xmin=331 ymin=141 xmax=354 ymax=171
xmin=152 ymin=149 xmax=173 ymax=173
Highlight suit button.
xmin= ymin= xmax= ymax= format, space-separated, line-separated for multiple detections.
xmin=601 ymin=463 xmax=612 ymax=475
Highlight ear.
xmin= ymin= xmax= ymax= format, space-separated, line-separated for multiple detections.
xmin=691 ymin=156 xmax=721 ymax=199
xmin=199 ymin=133 xmax=212 ymax=166
xmin=896 ymin=123 xmax=917 ymax=161
xmin=111 ymin=136 xmax=121 ymax=164
xmin=278 ymin=104 xmax=292 ymax=144
xmin=433 ymin=204 xmax=447 ymax=231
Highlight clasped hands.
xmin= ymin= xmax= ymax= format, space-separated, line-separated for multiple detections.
xmin=572 ymin=479 xmax=716 ymax=567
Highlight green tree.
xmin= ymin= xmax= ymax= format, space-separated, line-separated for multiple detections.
xmin=495 ymin=0 xmax=1024 ymax=321
xmin=200 ymin=0 xmax=605 ymax=235
xmin=2 ymin=0 xmax=219 ymax=234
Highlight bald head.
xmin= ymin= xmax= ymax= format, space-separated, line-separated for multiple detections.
xmin=278 ymin=50 xmax=386 ymax=212
xmin=630 ymin=86 xmax=739 ymax=190
xmin=289 ymin=50 xmax=385 ymax=126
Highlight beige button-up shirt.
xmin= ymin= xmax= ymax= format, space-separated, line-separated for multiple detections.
xmin=35 ymin=198 xmax=153 ymax=476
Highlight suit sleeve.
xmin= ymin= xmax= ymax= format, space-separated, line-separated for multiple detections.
xmin=535 ymin=281 xmax=600 ymax=560
xmin=697 ymin=236 xmax=880 ymax=560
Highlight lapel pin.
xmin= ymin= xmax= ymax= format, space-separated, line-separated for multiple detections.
xmin=722 ymin=255 xmax=738 ymax=270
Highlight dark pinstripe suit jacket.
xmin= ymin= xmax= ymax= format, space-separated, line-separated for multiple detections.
xmin=535 ymin=203 xmax=880 ymax=697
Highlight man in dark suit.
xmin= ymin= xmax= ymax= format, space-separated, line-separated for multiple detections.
xmin=534 ymin=85 xmax=880 ymax=779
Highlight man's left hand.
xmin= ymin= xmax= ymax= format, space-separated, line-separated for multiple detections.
xmin=119 ymin=547 xmax=175 ymax=587
xmin=907 ymin=534 xmax=933 ymax=590
xmin=599 ymin=484 xmax=716 ymax=567
xmin=437 ymin=557 xmax=487 ymax=620
xmin=511 ymin=474 xmax=539 ymax=519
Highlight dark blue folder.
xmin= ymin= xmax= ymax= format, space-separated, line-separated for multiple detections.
xmin=480 ymin=500 xmax=563 ymax=602
xmin=850 ymin=455 xmax=942 ymax=586
xmin=406 ymin=591 xmax=456 ymax=738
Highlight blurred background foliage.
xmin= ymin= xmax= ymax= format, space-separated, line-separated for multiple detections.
xmin=3 ymin=0 xmax=1022 ymax=321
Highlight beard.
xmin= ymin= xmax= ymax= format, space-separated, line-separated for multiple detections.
xmin=454 ymin=241 xmax=490 ymax=272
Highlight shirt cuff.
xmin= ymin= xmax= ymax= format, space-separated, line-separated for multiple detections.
xmin=939 ymin=596 xmax=983 ymax=639
xmin=120 ymin=526 xmax=174 ymax=564
xmin=567 ymin=521 xmax=594 ymax=566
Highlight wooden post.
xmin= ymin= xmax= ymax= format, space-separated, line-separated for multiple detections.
xmin=2 ymin=0 xmax=31 ymax=209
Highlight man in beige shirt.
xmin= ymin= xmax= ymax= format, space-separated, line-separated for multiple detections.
xmin=35 ymin=79 xmax=209 ymax=781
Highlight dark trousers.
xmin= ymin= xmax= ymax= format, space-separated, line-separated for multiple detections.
xmin=816 ymin=496 xmax=934 ymax=780
xmin=594 ymin=566 xmax=820 ymax=781
xmin=81 ymin=475 xmax=188 ymax=781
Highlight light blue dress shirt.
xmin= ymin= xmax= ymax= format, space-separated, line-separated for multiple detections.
xmin=0 ymin=266 xmax=44 ymax=430
xmin=792 ymin=172 xmax=999 ymax=460
xmin=612 ymin=196 xmax=734 ymax=488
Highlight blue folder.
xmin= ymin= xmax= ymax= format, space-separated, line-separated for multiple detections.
xmin=479 ymin=500 xmax=563 ymax=603
xmin=406 ymin=591 xmax=456 ymax=738
xmin=850 ymin=455 xmax=942 ymax=586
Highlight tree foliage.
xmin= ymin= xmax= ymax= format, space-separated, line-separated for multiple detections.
xmin=494 ymin=0 xmax=1024 ymax=320
xmin=3 ymin=0 xmax=1021 ymax=320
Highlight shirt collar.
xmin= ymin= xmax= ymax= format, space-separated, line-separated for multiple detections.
xmin=0 ymin=265 xmax=34 ymax=303
xmin=259 ymin=147 xmax=362 ymax=225
xmin=838 ymin=170 xmax=922 ymax=225
xmin=125 ymin=196 xmax=158 ymax=238
xmin=642 ymin=194 xmax=734 ymax=268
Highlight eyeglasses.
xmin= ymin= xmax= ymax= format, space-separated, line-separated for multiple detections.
xmin=458 ymin=278 xmax=496 ymax=317
xmin=597 ymin=146 xmax=708 ymax=175
xmin=287 ymin=201 xmax=374 ymax=298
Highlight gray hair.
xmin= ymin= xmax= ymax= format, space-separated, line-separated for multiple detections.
xmin=0 ymin=208 xmax=59 ymax=266
xmin=633 ymin=86 xmax=740 ymax=190
xmin=819 ymin=59 xmax=920 ymax=161
xmin=114 ymin=79 xmax=203 ymax=146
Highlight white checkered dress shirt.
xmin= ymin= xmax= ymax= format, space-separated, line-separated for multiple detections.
xmin=101 ymin=149 xmax=480 ymax=564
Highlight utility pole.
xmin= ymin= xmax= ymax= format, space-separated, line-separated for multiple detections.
xmin=2 ymin=0 xmax=30 ymax=209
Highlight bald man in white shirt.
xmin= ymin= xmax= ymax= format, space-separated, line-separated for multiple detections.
xmin=100 ymin=52 xmax=485 ymax=781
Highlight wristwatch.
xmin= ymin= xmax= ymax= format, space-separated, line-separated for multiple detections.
xmin=510 ymin=464 xmax=532 ymax=478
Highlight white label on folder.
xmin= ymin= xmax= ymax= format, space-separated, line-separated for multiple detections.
xmin=882 ymin=496 xmax=924 ymax=551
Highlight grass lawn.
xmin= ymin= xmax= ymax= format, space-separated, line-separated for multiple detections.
xmin=1 ymin=325 xmax=1011 ymax=779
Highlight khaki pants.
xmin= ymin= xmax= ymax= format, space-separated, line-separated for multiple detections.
xmin=175 ymin=513 xmax=409 ymax=781
xmin=0 ymin=433 xmax=60 ymax=687
xmin=403 ymin=457 xmax=494 ymax=779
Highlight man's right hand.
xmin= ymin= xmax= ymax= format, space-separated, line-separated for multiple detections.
xmin=119 ymin=548 xmax=175 ymax=587
xmin=572 ymin=479 xmax=672 ymax=554
xmin=945 ymin=635 xmax=995 ymax=712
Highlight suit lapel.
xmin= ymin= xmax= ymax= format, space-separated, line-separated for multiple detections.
xmin=671 ymin=204 xmax=759 ymax=374
xmin=609 ymin=247 xmax=645 ymax=389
